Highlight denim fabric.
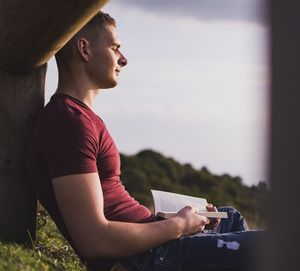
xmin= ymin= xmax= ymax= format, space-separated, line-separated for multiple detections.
xmin=120 ymin=207 xmax=264 ymax=271
xmin=207 ymin=206 xmax=249 ymax=233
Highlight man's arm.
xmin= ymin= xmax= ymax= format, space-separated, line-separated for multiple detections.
xmin=52 ymin=173 xmax=209 ymax=259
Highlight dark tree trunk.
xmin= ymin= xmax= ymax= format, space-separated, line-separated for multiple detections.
xmin=0 ymin=65 xmax=46 ymax=245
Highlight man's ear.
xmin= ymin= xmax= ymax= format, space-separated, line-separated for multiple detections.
xmin=77 ymin=38 xmax=91 ymax=62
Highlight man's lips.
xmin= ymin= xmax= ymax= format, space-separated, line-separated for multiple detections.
xmin=115 ymin=69 xmax=120 ymax=75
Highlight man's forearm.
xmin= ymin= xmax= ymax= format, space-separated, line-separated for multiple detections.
xmin=87 ymin=216 xmax=184 ymax=259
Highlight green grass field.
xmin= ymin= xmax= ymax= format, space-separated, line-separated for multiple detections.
xmin=0 ymin=204 xmax=86 ymax=271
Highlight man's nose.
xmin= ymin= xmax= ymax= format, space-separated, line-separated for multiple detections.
xmin=118 ymin=54 xmax=127 ymax=67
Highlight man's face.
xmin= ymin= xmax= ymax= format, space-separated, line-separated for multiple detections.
xmin=87 ymin=25 xmax=127 ymax=89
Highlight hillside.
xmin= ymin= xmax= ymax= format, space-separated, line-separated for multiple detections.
xmin=120 ymin=149 xmax=268 ymax=228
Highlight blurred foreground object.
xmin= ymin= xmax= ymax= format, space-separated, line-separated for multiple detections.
xmin=266 ymin=0 xmax=300 ymax=270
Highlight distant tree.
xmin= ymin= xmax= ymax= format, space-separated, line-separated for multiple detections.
xmin=120 ymin=149 xmax=268 ymax=227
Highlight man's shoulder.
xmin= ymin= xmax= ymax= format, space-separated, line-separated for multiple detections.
xmin=43 ymin=95 xmax=86 ymax=120
xmin=38 ymin=96 xmax=101 ymax=132
xmin=30 ymin=98 xmax=101 ymax=150
xmin=30 ymin=95 xmax=108 ymax=151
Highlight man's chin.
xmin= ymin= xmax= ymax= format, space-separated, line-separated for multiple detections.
xmin=99 ymin=80 xmax=118 ymax=89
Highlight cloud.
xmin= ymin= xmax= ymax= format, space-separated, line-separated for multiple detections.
xmin=112 ymin=0 xmax=267 ymax=25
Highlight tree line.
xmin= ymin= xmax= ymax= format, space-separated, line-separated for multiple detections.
xmin=120 ymin=149 xmax=268 ymax=228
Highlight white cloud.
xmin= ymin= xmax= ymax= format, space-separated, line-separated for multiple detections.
xmin=109 ymin=0 xmax=267 ymax=25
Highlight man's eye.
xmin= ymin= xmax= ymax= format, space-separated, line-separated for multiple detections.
xmin=112 ymin=47 xmax=118 ymax=52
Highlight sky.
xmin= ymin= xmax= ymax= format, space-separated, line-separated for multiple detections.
xmin=45 ymin=0 xmax=269 ymax=186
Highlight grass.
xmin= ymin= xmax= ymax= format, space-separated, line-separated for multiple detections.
xmin=0 ymin=203 xmax=86 ymax=271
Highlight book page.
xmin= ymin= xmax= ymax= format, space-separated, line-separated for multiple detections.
xmin=151 ymin=190 xmax=208 ymax=214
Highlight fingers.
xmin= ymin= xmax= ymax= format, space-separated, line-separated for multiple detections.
xmin=199 ymin=216 xmax=210 ymax=232
xmin=176 ymin=205 xmax=212 ymax=236
xmin=205 ymin=203 xmax=220 ymax=230
xmin=189 ymin=205 xmax=213 ymax=225
xmin=190 ymin=206 xmax=211 ymax=225
xmin=190 ymin=206 xmax=200 ymax=213
xmin=204 ymin=217 xmax=210 ymax=225
xmin=195 ymin=210 xmax=210 ymax=226
xmin=206 ymin=203 xmax=217 ymax=212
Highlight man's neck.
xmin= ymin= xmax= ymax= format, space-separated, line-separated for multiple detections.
xmin=55 ymin=88 xmax=98 ymax=110
xmin=55 ymin=77 xmax=100 ymax=110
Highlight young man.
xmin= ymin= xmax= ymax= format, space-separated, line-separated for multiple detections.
xmin=26 ymin=11 xmax=263 ymax=271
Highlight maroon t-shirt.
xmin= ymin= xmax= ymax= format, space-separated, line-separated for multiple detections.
xmin=26 ymin=93 xmax=153 ymax=268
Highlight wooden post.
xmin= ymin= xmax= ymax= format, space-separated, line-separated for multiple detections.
xmin=266 ymin=0 xmax=300 ymax=270
xmin=0 ymin=0 xmax=108 ymax=245
xmin=0 ymin=65 xmax=46 ymax=244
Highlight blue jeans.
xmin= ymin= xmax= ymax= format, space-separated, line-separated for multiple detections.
xmin=120 ymin=207 xmax=264 ymax=271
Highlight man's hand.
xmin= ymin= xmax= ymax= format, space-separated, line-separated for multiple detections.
xmin=205 ymin=203 xmax=220 ymax=230
xmin=174 ymin=206 xmax=210 ymax=237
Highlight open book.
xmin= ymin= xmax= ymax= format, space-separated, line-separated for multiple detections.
xmin=151 ymin=190 xmax=228 ymax=219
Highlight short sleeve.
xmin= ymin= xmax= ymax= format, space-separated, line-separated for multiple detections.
xmin=42 ymin=113 xmax=99 ymax=179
